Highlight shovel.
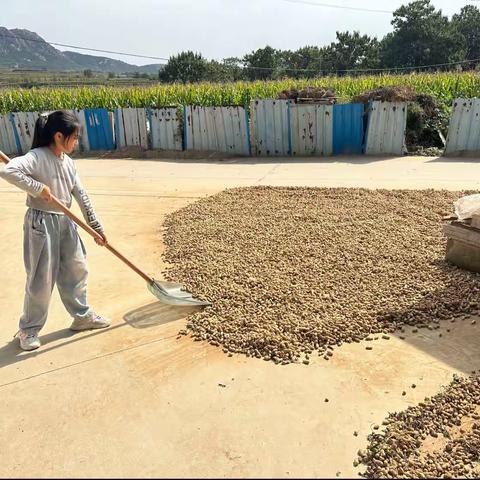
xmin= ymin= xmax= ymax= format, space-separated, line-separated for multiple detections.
xmin=0 ymin=150 xmax=210 ymax=307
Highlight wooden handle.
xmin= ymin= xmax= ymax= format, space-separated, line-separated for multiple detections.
xmin=0 ymin=150 xmax=12 ymax=164
xmin=0 ymin=150 xmax=153 ymax=284
xmin=105 ymin=244 xmax=151 ymax=282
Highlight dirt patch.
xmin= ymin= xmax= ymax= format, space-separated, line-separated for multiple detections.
xmin=162 ymin=187 xmax=480 ymax=364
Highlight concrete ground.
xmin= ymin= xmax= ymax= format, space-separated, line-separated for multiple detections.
xmin=1 ymin=155 xmax=480 ymax=478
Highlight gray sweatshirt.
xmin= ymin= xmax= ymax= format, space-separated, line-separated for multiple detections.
xmin=0 ymin=147 xmax=104 ymax=233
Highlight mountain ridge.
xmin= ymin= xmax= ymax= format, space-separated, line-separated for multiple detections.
xmin=0 ymin=27 xmax=162 ymax=74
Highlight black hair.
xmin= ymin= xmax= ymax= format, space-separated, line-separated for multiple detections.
xmin=31 ymin=110 xmax=81 ymax=149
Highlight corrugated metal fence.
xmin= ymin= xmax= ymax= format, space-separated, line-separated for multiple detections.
xmin=9 ymin=111 xmax=40 ymax=154
xmin=290 ymin=104 xmax=333 ymax=157
xmin=0 ymin=107 xmax=182 ymax=155
xmin=184 ymin=105 xmax=250 ymax=155
xmin=114 ymin=108 xmax=148 ymax=149
xmin=0 ymin=109 xmax=111 ymax=154
xmin=0 ymin=101 xmax=410 ymax=158
xmin=365 ymin=101 xmax=408 ymax=156
xmin=445 ymin=98 xmax=480 ymax=156
xmin=149 ymin=107 xmax=182 ymax=151
xmin=332 ymin=103 xmax=365 ymax=155
xmin=2 ymin=98 xmax=478 ymax=158
xmin=250 ymin=100 xmax=375 ymax=157
xmin=0 ymin=101 xmax=409 ymax=157
xmin=83 ymin=109 xmax=115 ymax=151
xmin=250 ymin=99 xmax=290 ymax=156
xmin=0 ymin=113 xmax=21 ymax=155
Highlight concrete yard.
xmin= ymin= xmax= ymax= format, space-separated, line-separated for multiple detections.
xmin=1 ymin=155 xmax=480 ymax=478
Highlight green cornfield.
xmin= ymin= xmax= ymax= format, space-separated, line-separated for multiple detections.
xmin=0 ymin=72 xmax=479 ymax=113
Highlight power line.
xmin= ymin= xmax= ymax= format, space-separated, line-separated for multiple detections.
xmin=277 ymin=0 xmax=393 ymax=14
xmin=1 ymin=30 xmax=479 ymax=77
xmin=277 ymin=0 xmax=480 ymax=13
xmin=49 ymin=42 xmax=169 ymax=62
xmin=234 ymin=57 xmax=480 ymax=74
xmin=0 ymin=32 xmax=168 ymax=62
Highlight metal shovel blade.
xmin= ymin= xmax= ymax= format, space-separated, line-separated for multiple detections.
xmin=154 ymin=280 xmax=192 ymax=298
xmin=148 ymin=279 xmax=211 ymax=307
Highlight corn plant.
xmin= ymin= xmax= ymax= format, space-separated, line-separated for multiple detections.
xmin=0 ymin=72 xmax=478 ymax=113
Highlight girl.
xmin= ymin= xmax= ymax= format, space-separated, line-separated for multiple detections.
xmin=0 ymin=111 xmax=110 ymax=351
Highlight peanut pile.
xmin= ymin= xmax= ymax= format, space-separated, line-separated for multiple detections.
xmin=163 ymin=187 xmax=479 ymax=364
xmin=357 ymin=374 xmax=480 ymax=479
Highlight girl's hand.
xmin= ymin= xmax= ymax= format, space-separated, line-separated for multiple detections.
xmin=40 ymin=185 xmax=53 ymax=203
xmin=95 ymin=232 xmax=108 ymax=247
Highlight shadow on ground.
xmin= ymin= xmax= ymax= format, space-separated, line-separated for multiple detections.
xmin=0 ymin=325 xmax=127 ymax=370
xmin=71 ymin=149 xmax=412 ymax=166
xmin=379 ymin=260 xmax=480 ymax=375
xmin=123 ymin=301 xmax=200 ymax=329
xmin=392 ymin=321 xmax=480 ymax=377
xmin=0 ymin=302 xmax=201 ymax=370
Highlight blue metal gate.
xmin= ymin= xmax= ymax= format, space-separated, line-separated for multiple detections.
xmin=84 ymin=109 xmax=114 ymax=151
xmin=332 ymin=103 xmax=365 ymax=155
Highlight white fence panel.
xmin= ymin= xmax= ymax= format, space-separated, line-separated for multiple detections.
xmin=10 ymin=111 xmax=40 ymax=153
xmin=445 ymin=99 xmax=480 ymax=156
xmin=184 ymin=106 xmax=249 ymax=155
xmin=115 ymin=108 xmax=148 ymax=149
xmin=365 ymin=102 xmax=407 ymax=155
xmin=290 ymin=104 xmax=333 ymax=156
xmin=0 ymin=114 xmax=19 ymax=155
xmin=250 ymin=99 xmax=290 ymax=156
xmin=149 ymin=108 xmax=182 ymax=151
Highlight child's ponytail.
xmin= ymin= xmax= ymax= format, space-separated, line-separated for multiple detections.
xmin=31 ymin=111 xmax=81 ymax=149
xmin=31 ymin=115 xmax=50 ymax=149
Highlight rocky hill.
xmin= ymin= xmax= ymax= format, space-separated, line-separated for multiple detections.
xmin=0 ymin=27 xmax=161 ymax=74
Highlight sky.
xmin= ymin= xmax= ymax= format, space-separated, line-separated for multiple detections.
xmin=2 ymin=0 xmax=478 ymax=66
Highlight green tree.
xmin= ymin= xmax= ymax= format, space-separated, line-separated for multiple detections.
xmin=276 ymin=46 xmax=324 ymax=79
xmin=380 ymin=0 xmax=465 ymax=69
xmin=206 ymin=58 xmax=246 ymax=82
xmin=83 ymin=69 xmax=93 ymax=78
xmin=452 ymin=5 xmax=480 ymax=65
xmin=243 ymin=46 xmax=280 ymax=81
xmin=222 ymin=58 xmax=246 ymax=81
xmin=159 ymin=51 xmax=208 ymax=83
xmin=321 ymin=31 xmax=381 ymax=74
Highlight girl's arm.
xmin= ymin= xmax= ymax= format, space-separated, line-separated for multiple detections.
xmin=0 ymin=152 xmax=45 ymax=197
xmin=71 ymin=171 xmax=105 ymax=235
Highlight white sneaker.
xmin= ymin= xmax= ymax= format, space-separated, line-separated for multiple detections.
xmin=70 ymin=312 xmax=111 ymax=331
xmin=15 ymin=330 xmax=41 ymax=351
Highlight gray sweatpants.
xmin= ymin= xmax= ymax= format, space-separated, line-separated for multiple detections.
xmin=20 ymin=208 xmax=92 ymax=333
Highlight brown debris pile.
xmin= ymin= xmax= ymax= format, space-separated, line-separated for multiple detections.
xmin=357 ymin=374 xmax=480 ymax=479
xmin=352 ymin=86 xmax=417 ymax=104
xmin=162 ymin=187 xmax=480 ymax=364
xmin=278 ymin=87 xmax=336 ymax=104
